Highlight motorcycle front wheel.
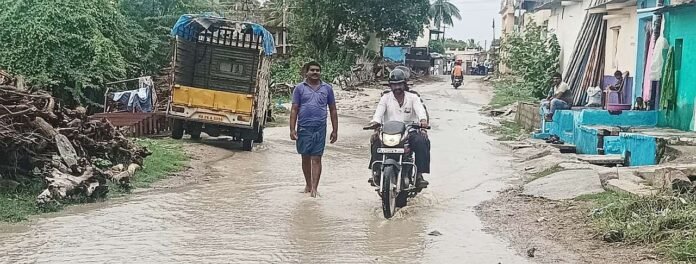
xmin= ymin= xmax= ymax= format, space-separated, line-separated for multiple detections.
xmin=381 ymin=166 xmax=398 ymax=219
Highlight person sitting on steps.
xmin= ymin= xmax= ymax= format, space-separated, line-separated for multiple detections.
xmin=541 ymin=72 xmax=572 ymax=122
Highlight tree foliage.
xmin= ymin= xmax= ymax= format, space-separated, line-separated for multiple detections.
xmin=0 ymin=0 xmax=218 ymax=107
xmin=500 ymin=22 xmax=560 ymax=98
xmin=429 ymin=0 xmax=461 ymax=30
xmin=429 ymin=40 xmax=445 ymax=54
xmin=289 ymin=0 xmax=430 ymax=56
xmin=0 ymin=0 xmax=135 ymax=105
xmin=443 ymin=38 xmax=482 ymax=50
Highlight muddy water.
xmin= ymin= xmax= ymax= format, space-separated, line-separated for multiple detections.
xmin=0 ymin=76 xmax=530 ymax=264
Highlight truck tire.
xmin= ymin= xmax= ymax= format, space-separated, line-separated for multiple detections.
xmin=187 ymin=123 xmax=202 ymax=140
xmin=242 ymin=139 xmax=253 ymax=151
xmin=171 ymin=119 xmax=184 ymax=140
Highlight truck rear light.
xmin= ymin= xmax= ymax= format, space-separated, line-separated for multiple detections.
xmin=238 ymin=115 xmax=250 ymax=122
xmin=171 ymin=106 xmax=185 ymax=113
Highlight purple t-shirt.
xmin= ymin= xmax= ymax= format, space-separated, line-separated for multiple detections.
xmin=292 ymin=81 xmax=336 ymax=127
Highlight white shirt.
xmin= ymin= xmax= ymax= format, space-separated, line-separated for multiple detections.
xmin=371 ymin=92 xmax=428 ymax=124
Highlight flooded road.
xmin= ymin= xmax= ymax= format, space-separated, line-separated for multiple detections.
xmin=0 ymin=76 xmax=531 ymax=263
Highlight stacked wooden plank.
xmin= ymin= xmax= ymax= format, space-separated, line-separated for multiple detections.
xmin=563 ymin=0 xmax=608 ymax=106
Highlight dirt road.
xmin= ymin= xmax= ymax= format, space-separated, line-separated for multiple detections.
xmin=0 ymin=76 xmax=531 ymax=263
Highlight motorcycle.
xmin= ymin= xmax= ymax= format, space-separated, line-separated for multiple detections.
xmin=363 ymin=121 xmax=430 ymax=219
xmin=453 ymin=76 xmax=463 ymax=89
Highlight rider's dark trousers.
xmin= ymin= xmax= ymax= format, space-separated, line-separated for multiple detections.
xmin=369 ymin=131 xmax=431 ymax=174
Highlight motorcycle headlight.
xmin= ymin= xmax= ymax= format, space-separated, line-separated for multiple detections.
xmin=382 ymin=133 xmax=402 ymax=147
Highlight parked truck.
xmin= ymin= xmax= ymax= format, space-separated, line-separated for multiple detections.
xmin=167 ymin=14 xmax=276 ymax=151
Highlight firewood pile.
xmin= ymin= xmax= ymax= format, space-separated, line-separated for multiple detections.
xmin=0 ymin=84 xmax=152 ymax=204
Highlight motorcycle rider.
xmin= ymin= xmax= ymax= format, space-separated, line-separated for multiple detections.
xmin=381 ymin=69 xmax=429 ymax=122
xmin=367 ymin=69 xmax=430 ymax=188
xmin=451 ymin=59 xmax=464 ymax=85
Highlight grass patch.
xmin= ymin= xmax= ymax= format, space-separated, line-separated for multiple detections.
xmin=486 ymin=120 xmax=528 ymax=141
xmin=582 ymin=191 xmax=696 ymax=262
xmin=115 ymin=138 xmax=188 ymax=191
xmin=490 ymin=77 xmax=537 ymax=108
xmin=0 ymin=183 xmax=61 ymax=222
xmin=0 ymin=138 xmax=188 ymax=222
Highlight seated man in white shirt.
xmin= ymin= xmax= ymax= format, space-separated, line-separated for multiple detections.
xmin=541 ymin=72 xmax=572 ymax=121
xmin=366 ymin=69 xmax=430 ymax=188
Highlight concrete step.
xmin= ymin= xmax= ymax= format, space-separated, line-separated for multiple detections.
xmin=550 ymin=144 xmax=576 ymax=153
xmin=577 ymin=155 xmax=625 ymax=165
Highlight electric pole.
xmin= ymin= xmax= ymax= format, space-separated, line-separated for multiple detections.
xmin=282 ymin=0 xmax=287 ymax=54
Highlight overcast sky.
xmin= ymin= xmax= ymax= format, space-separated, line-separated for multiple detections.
xmin=445 ymin=0 xmax=502 ymax=48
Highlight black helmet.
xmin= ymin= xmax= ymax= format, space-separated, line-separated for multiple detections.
xmin=394 ymin=66 xmax=411 ymax=80
xmin=389 ymin=69 xmax=407 ymax=84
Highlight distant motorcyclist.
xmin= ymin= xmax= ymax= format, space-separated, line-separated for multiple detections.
xmin=451 ymin=59 xmax=464 ymax=85
xmin=367 ymin=69 xmax=430 ymax=188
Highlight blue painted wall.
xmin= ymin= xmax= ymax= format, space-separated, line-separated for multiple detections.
xmin=658 ymin=5 xmax=696 ymax=131
xmin=383 ymin=46 xmax=409 ymax=64
xmin=576 ymin=126 xmax=599 ymax=154
xmin=621 ymin=133 xmax=658 ymax=166
xmin=578 ymin=109 xmax=658 ymax=126
xmin=543 ymin=109 xmax=659 ymax=157
xmin=604 ymin=136 xmax=623 ymax=155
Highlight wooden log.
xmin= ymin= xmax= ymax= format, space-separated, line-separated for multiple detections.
xmin=36 ymin=167 xmax=97 ymax=204
xmin=55 ymin=134 xmax=78 ymax=169
xmin=32 ymin=116 xmax=58 ymax=138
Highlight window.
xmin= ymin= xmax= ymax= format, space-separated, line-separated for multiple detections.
xmin=220 ymin=61 xmax=244 ymax=74
xmin=611 ymin=26 xmax=621 ymax=69
xmin=675 ymin=38 xmax=683 ymax=71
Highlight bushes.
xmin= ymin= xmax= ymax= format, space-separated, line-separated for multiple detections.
xmin=500 ymin=22 xmax=560 ymax=100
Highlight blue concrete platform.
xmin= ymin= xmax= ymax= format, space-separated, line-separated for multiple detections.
xmin=534 ymin=109 xmax=661 ymax=166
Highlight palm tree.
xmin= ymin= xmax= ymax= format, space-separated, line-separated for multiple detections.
xmin=429 ymin=0 xmax=462 ymax=31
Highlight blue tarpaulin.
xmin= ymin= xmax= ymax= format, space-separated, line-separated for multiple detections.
xmin=170 ymin=13 xmax=276 ymax=56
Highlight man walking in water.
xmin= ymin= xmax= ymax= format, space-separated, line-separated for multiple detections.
xmin=290 ymin=61 xmax=338 ymax=197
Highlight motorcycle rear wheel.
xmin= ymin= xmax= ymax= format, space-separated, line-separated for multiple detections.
xmin=381 ymin=166 xmax=398 ymax=219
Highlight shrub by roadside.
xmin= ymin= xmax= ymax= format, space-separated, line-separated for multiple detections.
xmin=490 ymin=77 xmax=537 ymax=108
xmin=0 ymin=138 xmax=188 ymax=222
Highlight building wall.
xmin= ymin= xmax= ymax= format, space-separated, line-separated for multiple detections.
xmin=603 ymin=6 xmax=639 ymax=105
xmin=546 ymin=0 xmax=592 ymax=74
xmin=604 ymin=7 xmax=638 ymax=76
xmin=524 ymin=9 xmax=551 ymax=27
xmin=415 ymin=25 xmax=431 ymax=48
xmin=659 ymin=6 xmax=696 ymax=131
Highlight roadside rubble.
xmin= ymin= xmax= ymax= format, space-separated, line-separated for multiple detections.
xmin=497 ymin=135 xmax=696 ymax=200
xmin=0 ymin=83 xmax=151 ymax=205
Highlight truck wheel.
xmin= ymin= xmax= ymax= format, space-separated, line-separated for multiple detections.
xmin=242 ymin=139 xmax=253 ymax=151
xmin=189 ymin=130 xmax=201 ymax=140
xmin=171 ymin=119 xmax=184 ymax=140
xmin=187 ymin=123 xmax=202 ymax=140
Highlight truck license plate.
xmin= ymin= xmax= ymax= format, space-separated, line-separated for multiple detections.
xmin=377 ymin=148 xmax=405 ymax=154
xmin=198 ymin=114 xmax=224 ymax=122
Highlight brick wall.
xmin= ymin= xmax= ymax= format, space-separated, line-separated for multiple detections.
xmin=515 ymin=102 xmax=541 ymax=131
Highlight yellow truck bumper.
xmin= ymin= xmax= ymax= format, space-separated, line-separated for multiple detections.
xmin=168 ymin=85 xmax=255 ymax=127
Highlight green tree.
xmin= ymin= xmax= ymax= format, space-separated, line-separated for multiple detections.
xmin=429 ymin=40 xmax=445 ymax=54
xmin=500 ymin=22 xmax=560 ymax=98
xmin=0 ymin=0 xmax=137 ymax=105
xmin=429 ymin=0 xmax=461 ymax=31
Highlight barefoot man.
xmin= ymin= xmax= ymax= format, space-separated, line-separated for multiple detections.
xmin=290 ymin=61 xmax=338 ymax=197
